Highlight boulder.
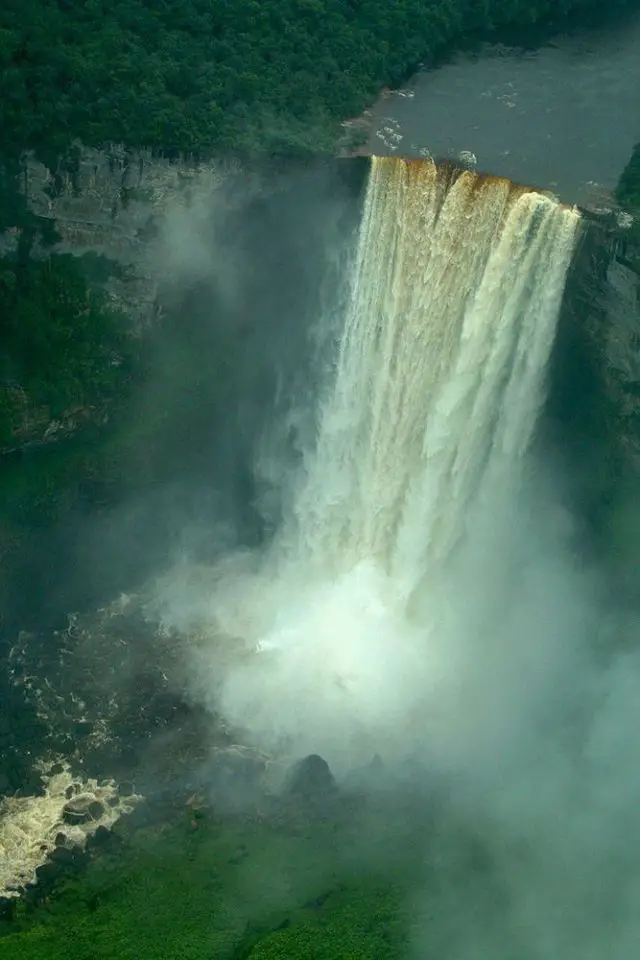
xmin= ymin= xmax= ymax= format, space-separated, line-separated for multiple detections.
xmin=87 ymin=825 xmax=112 ymax=848
xmin=283 ymin=754 xmax=337 ymax=801
xmin=49 ymin=845 xmax=77 ymax=868
xmin=62 ymin=795 xmax=105 ymax=825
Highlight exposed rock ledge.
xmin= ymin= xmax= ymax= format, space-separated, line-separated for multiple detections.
xmin=4 ymin=145 xmax=235 ymax=329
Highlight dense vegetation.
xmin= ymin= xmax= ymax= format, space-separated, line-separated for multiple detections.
xmin=0 ymin=798 xmax=418 ymax=959
xmin=0 ymin=141 xmax=135 ymax=450
xmin=0 ymin=254 xmax=134 ymax=449
xmin=1 ymin=0 xmax=637 ymax=162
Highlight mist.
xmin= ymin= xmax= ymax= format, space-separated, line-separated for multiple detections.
xmin=141 ymin=158 xmax=640 ymax=958
xmin=408 ymin=512 xmax=640 ymax=960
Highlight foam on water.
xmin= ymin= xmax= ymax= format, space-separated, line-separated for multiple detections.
xmin=0 ymin=761 xmax=141 ymax=899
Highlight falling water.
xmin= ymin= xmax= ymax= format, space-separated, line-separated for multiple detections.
xmin=291 ymin=157 xmax=581 ymax=594
xmin=184 ymin=157 xmax=582 ymax=762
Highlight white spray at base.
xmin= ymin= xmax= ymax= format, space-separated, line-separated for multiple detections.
xmin=181 ymin=157 xmax=581 ymax=767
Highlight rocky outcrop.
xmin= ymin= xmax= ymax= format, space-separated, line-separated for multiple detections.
xmin=209 ymin=744 xmax=269 ymax=809
xmin=7 ymin=144 xmax=234 ymax=329
xmin=0 ymin=760 xmax=140 ymax=901
xmin=554 ymin=215 xmax=640 ymax=526
xmin=586 ymin=225 xmax=639 ymax=470
xmin=283 ymin=754 xmax=338 ymax=802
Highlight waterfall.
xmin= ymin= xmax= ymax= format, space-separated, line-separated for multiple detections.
xmin=291 ymin=157 xmax=581 ymax=594
xmin=188 ymin=157 xmax=582 ymax=763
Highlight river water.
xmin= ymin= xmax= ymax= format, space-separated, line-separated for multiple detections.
xmin=366 ymin=5 xmax=640 ymax=208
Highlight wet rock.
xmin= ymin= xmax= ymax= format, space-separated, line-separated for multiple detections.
xmin=118 ymin=780 xmax=134 ymax=797
xmin=0 ymin=896 xmax=16 ymax=922
xmin=50 ymin=845 xmax=77 ymax=868
xmin=89 ymin=825 xmax=112 ymax=847
xmin=110 ymin=815 xmax=138 ymax=843
xmin=88 ymin=799 xmax=106 ymax=820
xmin=35 ymin=861 xmax=58 ymax=884
xmin=54 ymin=832 xmax=67 ymax=846
xmin=14 ymin=772 xmax=44 ymax=797
xmin=24 ymin=885 xmax=46 ymax=906
xmin=73 ymin=720 xmax=94 ymax=738
xmin=283 ymin=754 xmax=337 ymax=801
xmin=367 ymin=753 xmax=384 ymax=777
xmin=62 ymin=796 xmax=105 ymax=825
xmin=263 ymin=759 xmax=288 ymax=794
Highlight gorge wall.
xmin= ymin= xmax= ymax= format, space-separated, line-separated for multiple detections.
xmin=4 ymin=146 xmax=232 ymax=330
xmin=2 ymin=145 xmax=638 ymax=501
xmin=554 ymin=216 xmax=640 ymax=501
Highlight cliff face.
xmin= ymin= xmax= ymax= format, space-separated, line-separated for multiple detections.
xmin=585 ymin=228 xmax=640 ymax=583
xmin=16 ymin=145 xmax=231 ymax=329
xmin=601 ymin=243 xmax=640 ymax=471
xmin=555 ymin=218 xmax=640 ymax=514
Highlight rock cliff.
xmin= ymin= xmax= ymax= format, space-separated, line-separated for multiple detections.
xmin=15 ymin=145 xmax=232 ymax=329
xmin=555 ymin=215 xmax=640 ymax=515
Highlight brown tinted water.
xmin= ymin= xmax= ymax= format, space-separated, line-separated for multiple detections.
xmin=365 ymin=6 xmax=640 ymax=209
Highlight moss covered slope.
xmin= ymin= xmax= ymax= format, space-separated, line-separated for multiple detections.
xmin=1 ymin=803 xmax=420 ymax=960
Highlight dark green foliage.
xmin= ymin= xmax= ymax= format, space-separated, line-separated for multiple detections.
xmin=246 ymin=887 xmax=407 ymax=958
xmin=0 ymin=254 xmax=134 ymax=446
xmin=0 ymin=812 xmax=414 ymax=960
xmin=1 ymin=0 xmax=635 ymax=162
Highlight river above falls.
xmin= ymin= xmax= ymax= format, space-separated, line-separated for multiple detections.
xmin=363 ymin=5 xmax=640 ymax=209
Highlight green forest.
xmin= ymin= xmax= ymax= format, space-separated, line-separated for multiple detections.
xmin=1 ymin=0 xmax=635 ymax=162
xmin=0 ymin=0 xmax=637 ymax=449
